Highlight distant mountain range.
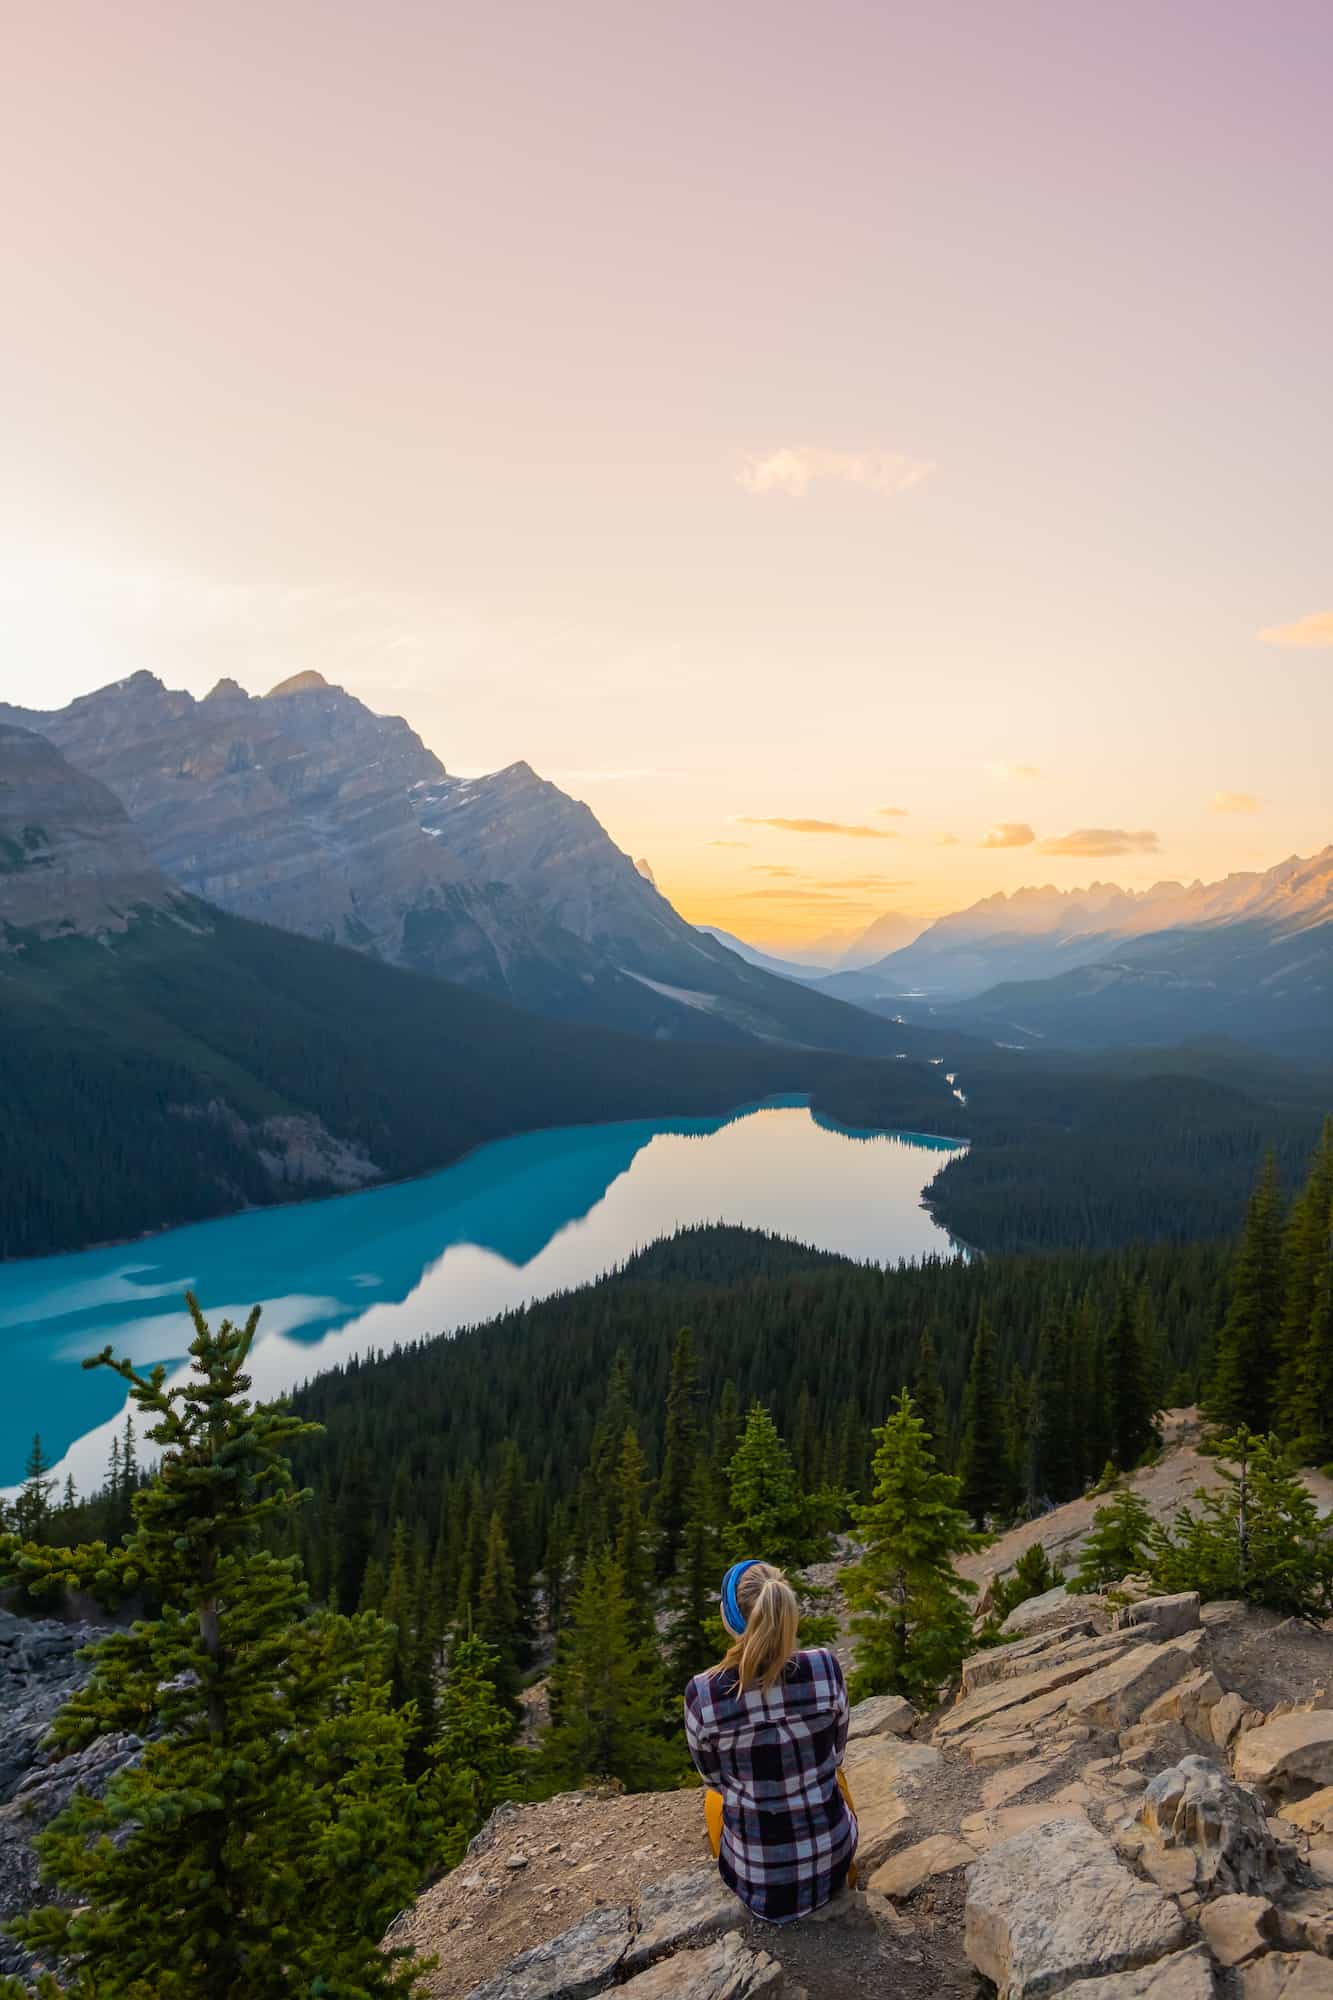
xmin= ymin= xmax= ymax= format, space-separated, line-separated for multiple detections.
xmin=805 ymin=852 xmax=1333 ymax=1057
xmin=1 ymin=672 xmax=914 ymax=1059
xmin=0 ymin=721 xmax=972 ymax=1258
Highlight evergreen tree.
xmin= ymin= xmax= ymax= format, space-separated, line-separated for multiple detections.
xmin=1276 ymin=1120 xmax=1333 ymax=1440
xmin=1207 ymin=1153 xmax=1285 ymax=1434
xmin=1002 ymin=1365 xmax=1032 ymax=1515
xmin=1106 ymin=1285 xmax=1160 ymax=1470
xmin=614 ymin=1426 xmax=653 ymax=1640
xmin=476 ymin=1511 xmax=521 ymax=1709
xmin=911 ymin=1329 xmax=950 ymax=1466
xmin=13 ymin=1435 xmax=54 ymax=1544
xmin=3 ymin=1298 xmax=426 ymax=2000
xmin=841 ymin=1393 xmax=981 ymax=1707
xmin=665 ymin=1462 xmax=722 ymax=1685
xmin=986 ymin=1543 xmax=1058 ymax=1627
xmin=1070 ymin=1490 xmax=1154 ymax=1591
xmin=1149 ymin=1427 xmax=1333 ymax=1620
xmin=654 ymin=1327 xmax=699 ymax=1579
xmin=544 ymin=1552 xmax=677 ymax=1790
xmin=542 ymin=1501 xmax=572 ymax=1638
xmin=430 ymin=1634 xmax=522 ymax=1868
xmin=726 ymin=1402 xmax=830 ymax=1569
xmin=956 ymin=1316 xmax=1008 ymax=1527
xmin=1297 ymin=1252 xmax=1333 ymax=1467
xmin=1031 ymin=1298 xmax=1076 ymax=1502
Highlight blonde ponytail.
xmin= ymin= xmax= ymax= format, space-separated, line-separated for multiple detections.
xmin=715 ymin=1561 xmax=800 ymax=1692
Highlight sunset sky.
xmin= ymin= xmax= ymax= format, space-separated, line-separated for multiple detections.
xmin=4 ymin=1 xmax=1331 ymax=945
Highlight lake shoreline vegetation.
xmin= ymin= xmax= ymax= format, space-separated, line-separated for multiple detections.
xmin=2 ymin=1132 xmax=1332 ymax=1989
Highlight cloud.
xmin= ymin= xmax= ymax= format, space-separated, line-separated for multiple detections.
xmin=734 ymin=448 xmax=934 ymax=500
xmin=987 ymin=762 xmax=1042 ymax=782
xmin=708 ymin=839 xmax=750 ymax=848
xmin=739 ymin=817 xmax=900 ymax=839
xmin=1210 ymin=791 xmax=1262 ymax=815
xmin=878 ymin=805 xmax=909 ymax=817
xmin=752 ymin=864 xmax=801 ymax=878
xmin=982 ymin=822 xmax=1037 ymax=849
xmin=1258 ymin=611 xmax=1333 ymax=647
xmin=815 ymin=877 xmax=914 ymax=891
xmin=740 ymin=888 xmax=882 ymax=903
xmin=937 ymin=833 xmax=960 ymax=847
xmin=1038 ymin=827 xmax=1160 ymax=857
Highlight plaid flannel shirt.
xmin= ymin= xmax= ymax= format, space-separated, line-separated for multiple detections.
xmin=684 ymin=1646 xmax=857 ymax=1923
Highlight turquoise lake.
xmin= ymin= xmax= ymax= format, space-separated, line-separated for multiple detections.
xmin=0 ymin=1099 xmax=965 ymax=1493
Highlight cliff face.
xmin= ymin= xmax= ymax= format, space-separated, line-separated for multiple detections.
xmin=0 ymin=724 xmax=183 ymax=943
xmin=6 ymin=674 xmax=912 ymax=1053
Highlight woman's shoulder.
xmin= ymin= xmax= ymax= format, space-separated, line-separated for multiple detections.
xmin=791 ymin=1646 xmax=846 ymax=1688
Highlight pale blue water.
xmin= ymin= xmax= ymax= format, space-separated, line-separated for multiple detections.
xmin=0 ymin=1100 xmax=964 ymax=1494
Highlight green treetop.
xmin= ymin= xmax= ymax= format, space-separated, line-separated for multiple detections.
xmin=956 ymin=1315 xmax=1008 ymax=1528
xmin=841 ymin=1391 xmax=982 ymax=1707
xmin=2 ymin=1296 xmax=428 ymax=2000
xmin=1070 ymin=1489 xmax=1154 ymax=1591
xmin=1207 ymin=1152 xmax=1285 ymax=1435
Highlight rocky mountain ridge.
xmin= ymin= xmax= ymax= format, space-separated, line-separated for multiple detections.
xmin=1 ymin=673 xmax=919 ymax=1055
xmin=823 ymin=853 xmax=1333 ymax=1006
xmin=0 ymin=723 xmax=185 ymax=944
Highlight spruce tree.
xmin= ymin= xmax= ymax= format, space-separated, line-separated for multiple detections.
xmin=665 ymin=1462 xmax=722 ymax=1686
xmin=726 ymin=1402 xmax=829 ymax=1569
xmin=1031 ymin=1298 xmax=1076 ymax=1502
xmin=1106 ymin=1285 xmax=1160 ymax=1470
xmin=1149 ymin=1427 xmax=1333 ymax=1619
xmin=1275 ymin=1121 xmax=1333 ymax=1439
xmin=430 ymin=1634 xmax=522 ymax=1868
xmin=476 ymin=1510 xmax=522 ymax=1710
xmin=3 ymin=1298 xmax=427 ymax=2000
xmin=543 ymin=1552 xmax=678 ymax=1790
xmin=13 ymin=1435 xmax=54 ymax=1543
xmin=956 ymin=1316 xmax=1008 ymax=1527
xmin=1297 ymin=1252 xmax=1333 ymax=1467
xmin=842 ymin=1393 xmax=981 ymax=1707
xmin=912 ymin=1328 xmax=950 ymax=1466
xmin=654 ymin=1327 xmax=699 ymax=1579
xmin=1207 ymin=1153 xmax=1285 ymax=1434
xmin=1071 ymin=1490 xmax=1154 ymax=1591
xmin=614 ymin=1426 xmax=653 ymax=1640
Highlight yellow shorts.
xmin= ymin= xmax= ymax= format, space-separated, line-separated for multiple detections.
xmin=703 ymin=1769 xmax=858 ymax=1889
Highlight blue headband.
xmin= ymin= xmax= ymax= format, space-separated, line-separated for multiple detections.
xmin=720 ymin=1560 xmax=762 ymax=1636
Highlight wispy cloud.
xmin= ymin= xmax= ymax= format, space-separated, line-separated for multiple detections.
xmin=740 ymin=887 xmax=883 ymax=903
xmin=987 ymin=761 xmax=1042 ymax=782
xmin=1258 ymin=611 xmax=1333 ymax=647
xmin=740 ymin=817 xmax=900 ymax=840
xmin=982 ymin=822 xmax=1037 ymax=849
xmin=752 ymin=864 xmax=801 ymax=878
xmin=1039 ymin=827 xmax=1160 ymax=857
xmin=734 ymin=448 xmax=934 ymax=500
xmin=815 ymin=877 xmax=914 ymax=891
xmin=878 ymin=805 xmax=909 ymax=817
xmin=708 ymin=839 xmax=750 ymax=848
xmin=1210 ymin=791 xmax=1262 ymax=815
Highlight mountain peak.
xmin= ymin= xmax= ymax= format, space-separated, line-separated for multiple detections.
xmin=203 ymin=677 xmax=248 ymax=703
xmin=265 ymin=670 xmax=330 ymax=697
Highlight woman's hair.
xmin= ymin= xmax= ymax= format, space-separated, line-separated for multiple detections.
xmin=716 ymin=1561 xmax=800 ymax=1693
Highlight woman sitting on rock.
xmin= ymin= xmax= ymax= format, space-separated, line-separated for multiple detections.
xmin=683 ymin=1559 xmax=858 ymax=1922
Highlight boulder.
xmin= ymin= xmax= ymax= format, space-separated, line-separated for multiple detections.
xmin=1114 ymin=1595 xmax=1203 ymax=1645
xmin=981 ymin=1760 xmax=1056 ymax=1810
xmin=1198 ymin=1894 xmax=1279 ymax=1968
xmin=1128 ymin=1756 xmax=1284 ymax=1898
xmin=964 ymin=1815 xmax=1189 ymax=1998
xmin=1140 ymin=1672 xmax=1224 ymax=1740
xmin=840 ymin=1734 xmax=940 ymax=1872
xmin=1000 ymin=1589 xmax=1104 ymax=1639
xmin=1235 ymin=1715 xmax=1333 ymax=1801
xmin=1056 ymin=1947 xmax=1218 ymax=1996
xmin=870 ymin=1833 xmax=977 ymax=1898
xmin=1212 ymin=1693 xmax=1254 ymax=1749
xmin=1064 ymin=1634 xmax=1208 ymax=1733
xmin=845 ymin=1694 xmax=916 ymax=1741
xmin=463 ymin=1904 xmax=632 ymax=2000
xmin=1284 ymin=1789 xmax=1333 ymax=1836
xmin=622 ymin=1866 xmax=738 ymax=1974
xmin=960 ymin=1616 xmax=1096 ymax=1696
xmin=617 ymin=1933 xmax=784 ymax=1999
xmin=1238 ymin=1958 xmax=1333 ymax=1999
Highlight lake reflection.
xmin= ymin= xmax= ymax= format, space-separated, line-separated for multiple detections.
xmin=0 ymin=1100 xmax=964 ymax=1491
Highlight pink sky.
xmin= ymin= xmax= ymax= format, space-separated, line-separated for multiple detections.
xmin=3 ymin=0 xmax=1331 ymax=943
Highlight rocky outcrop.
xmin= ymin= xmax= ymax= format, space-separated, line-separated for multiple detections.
xmin=0 ymin=1609 xmax=135 ymax=1979
xmin=1235 ymin=1715 xmax=1333 ymax=1803
xmin=0 ymin=723 xmax=184 ymax=944
xmin=1123 ymin=1757 xmax=1285 ymax=1899
xmin=964 ymin=1816 xmax=1191 ymax=1996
